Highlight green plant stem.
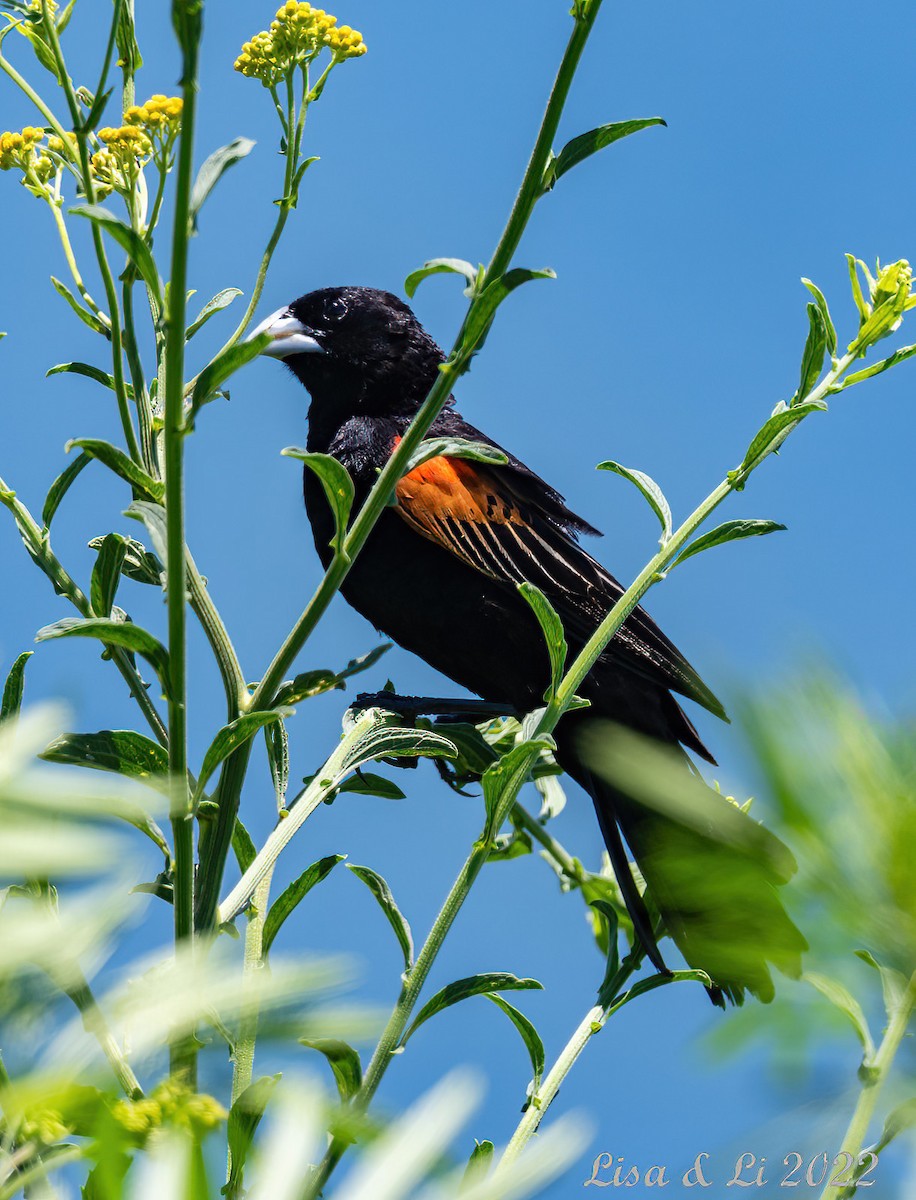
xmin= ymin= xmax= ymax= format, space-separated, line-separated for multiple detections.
xmin=195 ymin=0 xmax=607 ymax=951
xmin=186 ymin=551 xmax=247 ymax=719
xmin=0 ymin=1144 xmax=83 ymax=1200
xmin=39 ymin=0 xmax=143 ymax=470
xmin=202 ymin=68 xmax=303 ymax=376
xmin=0 ymin=480 xmax=168 ymax=746
xmin=486 ymin=0 xmax=603 ymax=281
xmin=510 ymin=801 xmax=589 ymax=885
xmin=122 ymin=280 xmax=157 ymax=474
xmin=61 ymin=975 xmax=143 ymax=1100
xmin=45 ymin=198 xmax=109 ymax=328
xmin=162 ymin=6 xmax=200 ymax=1085
xmin=120 ymin=0 xmax=135 ymax=114
xmin=820 ymin=971 xmax=916 ymax=1200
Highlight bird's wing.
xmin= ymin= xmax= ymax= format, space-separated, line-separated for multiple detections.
xmin=392 ymin=448 xmax=726 ymax=720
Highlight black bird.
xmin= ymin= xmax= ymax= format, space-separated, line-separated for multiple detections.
xmin=252 ymin=285 xmax=805 ymax=1004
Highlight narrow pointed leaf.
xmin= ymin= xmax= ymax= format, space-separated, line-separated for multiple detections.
xmin=804 ymin=972 xmax=875 ymax=1059
xmin=876 ymin=1098 xmax=916 ymax=1154
xmin=280 ymin=449 xmax=354 ymax=555
xmin=482 ymin=738 xmax=553 ymax=828
xmin=338 ymin=643 xmax=391 ymax=680
xmin=801 ymin=278 xmax=837 ymax=358
xmin=190 ymin=333 xmax=270 ymax=420
xmin=40 ymin=729 xmax=169 ymax=788
xmin=465 ymin=268 xmax=556 ymax=350
xmin=299 ymin=1038 xmax=362 ymax=1103
xmin=193 ymin=710 xmax=290 ymax=804
xmin=36 ymin=616 xmax=171 ymax=697
xmin=190 ymin=138 xmax=256 ymax=232
xmin=795 ymin=302 xmax=827 ymax=401
xmin=597 ymin=459 xmax=672 ymax=543
xmin=347 ymin=863 xmax=413 ymax=971
xmin=274 ymin=670 xmax=343 ymax=706
xmin=736 ymin=399 xmax=828 ymax=476
xmin=843 ymin=342 xmax=916 ymax=388
xmin=404 ymin=257 xmax=479 ymax=299
xmin=262 ymin=854 xmax=344 ymax=954
xmin=124 ymin=500 xmax=168 ymax=564
xmin=233 ymin=818 xmax=257 ymax=874
xmin=486 ymin=994 xmax=546 ymax=1090
xmin=549 ymin=117 xmax=666 ymax=187
xmin=337 ymin=771 xmax=405 ymax=800
xmin=90 ymin=533 xmax=127 ymax=616
xmin=518 ymin=583 xmax=566 ymax=700
xmin=42 ymin=452 xmax=91 ymax=528
xmin=47 ymin=361 xmax=133 ymax=397
xmin=265 ymin=718 xmax=290 ymax=812
xmin=70 ymin=205 xmax=161 ymax=302
xmin=227 ymin=1075 xmax=280 ymax=1197
xmin=67 ymin=438 xmax=163 ymax=501
xmin=50 ymin=276 xmax=109 ymax=336
xmin=1 ymin=651 xmax=32 ymax=724
xmin=404 ymin=437 xmax=508 ymax=474
xmin=89 ymin=533 xmax=163 ymax=586
xmin=854 ymin=949 xmax=909 ymax=1017
xmin=673 ymin=519 xmax=786 ymax=567
xmin=186 ymin=288 xmax=243 ymax=338
xmin=404 ymin=973 xmax=543 ymax=1043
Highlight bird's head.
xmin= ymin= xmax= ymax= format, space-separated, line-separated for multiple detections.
xmin=250 ymin=286 xmax=445 ymax=420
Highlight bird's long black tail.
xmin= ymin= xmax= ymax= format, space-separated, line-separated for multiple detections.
xmin=556 ymin=716 xmax=807 ymax=1006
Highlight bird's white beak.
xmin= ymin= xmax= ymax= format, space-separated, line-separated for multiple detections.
xmin=248 ymin=307 xmax=325 ymax=358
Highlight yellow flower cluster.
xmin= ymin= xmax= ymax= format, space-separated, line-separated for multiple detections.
xmin=125 ymin=93 xmax=183 ymax=161
xmin=234 ymin=2 xmax=366 ymax=86
xmin=0 ymin=126 xmax=54 ymax=195
xmin=0 ymin=126 xmax=44 ymax=172
xmin=91 ymin=125 xmax=151 ymax=195
xmin=111 ymin=1079 xmax=227 ymax=1143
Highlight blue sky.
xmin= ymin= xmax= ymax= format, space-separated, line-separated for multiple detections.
xmin=1 ymin=1 xmax=914 ymax=1194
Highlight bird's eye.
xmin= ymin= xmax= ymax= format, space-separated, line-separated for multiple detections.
xmin=324 ymin=296 xmax=348 ymax=323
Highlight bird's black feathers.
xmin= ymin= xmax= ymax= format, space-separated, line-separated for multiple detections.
xmin=264 ymin=284 xmax=804 ymax=1004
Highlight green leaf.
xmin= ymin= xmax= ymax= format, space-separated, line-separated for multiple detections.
xmin=299 ymin=1038 xmax=362 ymax=1103
xmin=801 ymin=278 xmax=837 ymax=359
xmin=42 ymin=452 xmax=91 ymax=528
xmin=89 ymin=533 xmax=163 ymax=586
xmin=262 ymin=854 xmax=344 ymax=954
xmin=465 ymin=268 xmax=556 ymax=351
xmin=347 ymin=863 xmax=414 ymax=971
xmin=114 ymin=0 xmax=142 ymax=72
xmin=283 ymin=155 xmax=319 ymax=209
xmin=486 ymin=994 xmax=546 ymax=1090
xmin=189 ymin=139 xmax=256 ymax=232
xmin=47 ymin=361 xmax=133 ymax=398
xmin=591 ymin=898 xmax=621 ymax=1003
xmin=597 ymin=460 xmax=672 ymax=544
xmin=232 ymin=817 xmax=257 ymax=874
xmin=186 ymin=287 xmax=243 ymax=338
xmin=226 ymin=1075 xmax=280 ymax=1198
xmin=274 ymin=669 xmax=344 ymax=705
xmin=280 ymin=450 xmax=355 ymax=556
xmin=548 ymin=117 xmax=666 ymax=189
xmin=854 ymin=949 xmax=909 ymax=1018
xmin=736 ymin=399 xmax=828 ymax=477
xmin=795 ymin=302 xmax=827 ymax=402
xmin=189 ymin=333 xmax=270 ymax=422
xmin=404 ymin=257 xmax=480 ymax=299
xmin=673 ymin=519 xmax=786 ymax=567
xmin=39 ymin=728 xmax=169 ymax=789
xmin=70 ymin=205 xmax=161 ymax=302
xmin=338 ymin=643 xmax=392 ymax=680
xmin=876 ymin=1098 xmax=916 ymax=1154
xmin=338 ymin=720 xmax=457 ymax=772
xmin=842 ymin=342 xmax=916 ymax=388
xmin=804 ymin=972 xmax=875 ymax=1059
xmin=89 ymin=532 xmax=127 ymax=616
xmin=482 ymin=738 xmax=553 ymax=830
xmin=124 ymin=500 xmax=168 ymax=564
xmin=846 ymin=253 xmax=871 ymax=324
xmin=338 ymin=771 xmax=406 ymax=800
xmin=403 ymin=437 xmax=508 ymax=474
xmin=36 ymin=616 xmax=171 ymax=697
xmin=518 ymin=583 xmax=566 ymax=701
xmin=49 ymin=277 xmax=109 ymax=336
xmin=193 ymin=710 xmax=290 ymax=804
xmin=67 ymin=438 xmax=163 ymax=502
xmin=464 ymin=1141 xmax=495 ymax=1184
xmin=265 ymin=717 xmax=290 ymax=812
xmin=403 ymin=973 xmax=543 ymax=1043
xmin=1 ymin=651 xmax=32 ymax=724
